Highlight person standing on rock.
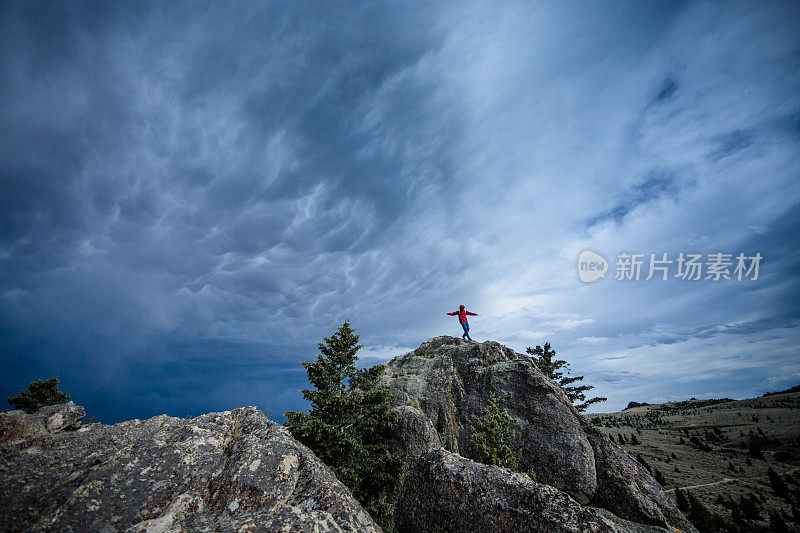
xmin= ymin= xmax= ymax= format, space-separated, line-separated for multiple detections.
xmin=447 ymin=305 xmax=478 ymax=341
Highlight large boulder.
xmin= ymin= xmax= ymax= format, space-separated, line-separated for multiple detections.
xmin=394 ymin=448 xmax=669 ymax=533
xmin=581 ymin=418 xmax=691 ymax=531
xmin=0 ymin=403 xmax=379 ymax=532
xmin=379 ymin=336 xmax=694 ymax=532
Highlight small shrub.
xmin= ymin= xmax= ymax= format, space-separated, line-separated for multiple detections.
xmin=7 ymin=377 xmax=70 ymax=413
xmin=473 ymin=394 xmax=521 ymax=471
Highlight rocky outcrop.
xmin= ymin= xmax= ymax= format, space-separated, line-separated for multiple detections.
xmin=0 ymin=401 xmax=85 ymax=442
xmin=581 ymin=419 xmax=691 ymax=531
xmin=379 ymin=336 xmax=694 ymax=532
xmin=0 ymin=337 xmax=695 ymax=532
xmin=394 ymin=448 xmax=668 ymax=533
xmin=0 ymin=403 xmax=379 ymax=532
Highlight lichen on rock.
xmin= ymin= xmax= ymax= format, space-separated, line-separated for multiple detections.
xmin=378 ymin=336 xmax=695 ymax=532
xmin=0 ymin=404 xmax=379 ymax=532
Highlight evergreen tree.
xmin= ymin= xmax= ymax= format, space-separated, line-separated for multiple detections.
xmin=738 ymin=493 xmax=761 ymax=520
xmin=687 ymin=492 xmax=717 ymax=533
xmin=526 ymin=342 xmax=606 ymax=412
xmin=635 ymin=453 xmax=653 ymax=474
xmin=285 ymin=321 xmax=403 ymax=528
xmin=769 ymin=509 xmax=789 ymax=533
xmin=675 ymin=488 xmax=689 ymax=513
xmin=7 ymin=377 xmax=70 ymax=413
xmin=653 ymin=468 xmax=667 ymax=487
xmin=473 ymin=394 xmax=522 ymax=471
xmin=768 ymin=467 xmax=789 ymax=497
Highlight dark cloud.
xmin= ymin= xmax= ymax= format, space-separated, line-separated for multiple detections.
xmin=593 ymin=370 xmax=641 ymax=383
xmin=635 ymin=316 xmax=800 ymax=349
xmin=1 ymin=1 xmax=798 ymax=421
xmin=707 ymin=129 xmax=754 ymax=161
xmin=653 ymin=76 xmax=678 ymax=104
xmin=586 ymin=169 xmax=684 ymax=226
xmin=0 ymin=0 xmax=458 ymax=421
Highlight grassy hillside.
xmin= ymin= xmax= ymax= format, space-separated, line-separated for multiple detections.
xmin=589 ymin=391 xmax=800 ymax=532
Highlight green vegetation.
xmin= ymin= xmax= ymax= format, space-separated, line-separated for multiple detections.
xmin=285 ymin=321 xmax=403 ymax=529
xmin=472 ymin=393 xmax=539 ymax=482
xmin=591 ymin=392 xmax=800 ymax=532
xmin=473 ymin=393 xmax=521 ymax=471
xmin=762 ymin=385 xmax=800 ymax=397
xmin=526 ymin=342 xmax=606 ymax=412
xmin=7 ymin=377 xmax=70 ymax=413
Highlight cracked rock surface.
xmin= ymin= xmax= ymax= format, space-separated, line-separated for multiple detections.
xmin=0 ymin=403 xmax=379 ymax=532
xmin=379 ymin=337 xmax=695 ymax=532
xmin=395 ymin=448 xmax=670 ymax=533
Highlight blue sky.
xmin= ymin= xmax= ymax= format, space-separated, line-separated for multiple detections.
xmin=1 ymin=1 xmax=798 ymax=422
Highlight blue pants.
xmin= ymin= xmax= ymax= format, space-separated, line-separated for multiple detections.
xmin=461 ymin=322 xmax=471 ymax=338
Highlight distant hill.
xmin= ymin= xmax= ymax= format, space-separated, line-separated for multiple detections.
xmin=762 ymin=384 xmax=800 ymax=397
xmin=624 ymin=401 xmax=651 ymax=410
xmin=589 ymin=392 xmax=800 ymax=532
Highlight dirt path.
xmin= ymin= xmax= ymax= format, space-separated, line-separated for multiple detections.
xmin=666 ymin=466 xmax=799 ymax=493
xmin=665 ymin=478 xmax=737 ymax=493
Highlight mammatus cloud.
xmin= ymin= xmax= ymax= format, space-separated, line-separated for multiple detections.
xmin=1 ymin=1 xmax=798 ymax=421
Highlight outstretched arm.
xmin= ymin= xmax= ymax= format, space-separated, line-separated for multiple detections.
xmin=466 ymin=311 xmax=478 ymax=316
xmin=446 ymin=311 xmax=458 ymax=316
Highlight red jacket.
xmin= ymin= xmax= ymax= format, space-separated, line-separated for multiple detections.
xmin=447 ymin=308 xmax=477 ymax=323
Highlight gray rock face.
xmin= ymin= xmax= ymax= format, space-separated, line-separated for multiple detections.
xmin=395 ymin=448 xmax=669 ymax=533
xmin=379 ymin=336 xmax=694 ymax=532
xmin=0 ymin=403 xmax=379 ymax=532
xmin=581 ymin=418 xmax=691 ymax=531
xmin=0 ymin=402 xmax=85 ymax=442
xmin=379 ymin=337 xmax=597 ymax=500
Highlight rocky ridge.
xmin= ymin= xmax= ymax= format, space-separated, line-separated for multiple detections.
xmin=0 ymin=402 xmax=378 ymax=532
xmin=0 ymin=336 xmax=696 ymax=532
xmin=378 ymin=336 xmax=695 ymax=532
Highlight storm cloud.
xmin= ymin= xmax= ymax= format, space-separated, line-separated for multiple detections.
xmin=1 ymin=1 xmax=798 ymax=421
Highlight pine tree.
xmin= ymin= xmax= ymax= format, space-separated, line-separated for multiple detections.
xmin=473 ymin=394 xmax=522 ymax=471
xmin=285 ymin=321 xmax=403 ymax=528
xmin=738 ymin=493 xmax=761 ymax=520
xmin=526 ymin=342 xmax=606 ymax=412
xmin=7 ymin=377 xmax=70 ymax=413
xmin=768 ymin=467 xmax=789 ymax=497
xmin=675 ymin=488 xmax=689 ymax=513
xmin=635 ymin=453 xmax=653 ymax=474
xmin=769 ymin=509 xmax=789 ymax=533
xmin=687 ymin=492 xmax=717 ymax=533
